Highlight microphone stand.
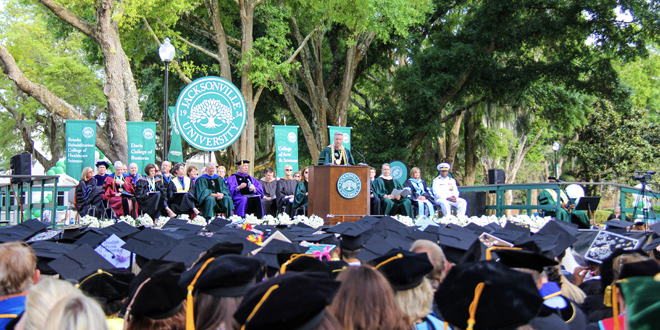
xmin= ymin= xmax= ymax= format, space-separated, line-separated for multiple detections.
xmin=352 ymin=148 xmax=368 ymax=166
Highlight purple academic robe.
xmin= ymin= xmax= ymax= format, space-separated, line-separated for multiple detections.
xmin=227 ymin=172 xmax=264 ymax=217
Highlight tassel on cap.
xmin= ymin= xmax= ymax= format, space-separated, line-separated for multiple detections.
xmin=186 ymin=258 xmax=215 ymax=330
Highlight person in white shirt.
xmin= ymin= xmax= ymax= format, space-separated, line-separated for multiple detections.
xmin=432 ymin=162 xmax=467 ymax=216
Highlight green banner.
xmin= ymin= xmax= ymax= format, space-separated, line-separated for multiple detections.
xmin=127 ymin=122 xmax=156 ymax=173
xmin=328 ymin=126 xmax=351 ymax=150
xmin=274 ymin=125 xmax=299 ymax=178
xmin=389 ymin=160 xmax=408 ymax=186
xmin=168 ymin=106 xmax=184 ymax=163
xmin=65 ymin=120 xmax=96 ymax=178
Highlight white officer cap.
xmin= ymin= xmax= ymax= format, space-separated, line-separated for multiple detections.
xmin=437 ymin=163 xmax=451 ymax=171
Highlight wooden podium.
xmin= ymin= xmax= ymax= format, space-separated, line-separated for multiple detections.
xmin=308 ymin=165 xmax=370 ymax=225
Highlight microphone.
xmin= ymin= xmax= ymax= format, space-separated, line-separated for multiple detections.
xmin=352 ymin=148 xmax=367 ymax=166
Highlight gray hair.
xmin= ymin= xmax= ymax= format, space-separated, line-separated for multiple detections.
xmin=205 ymin=162 xmax=216 ymax=169
xmin=113 ymin=161 xmax=123 ymax=169
xmin=381 ymin=163 xmax=390 ymax=170
xmin=334 ymin=131 xmax=344 ymax=137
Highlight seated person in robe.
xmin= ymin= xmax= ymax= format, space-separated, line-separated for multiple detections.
xmin=227 ymin=160 xmax=264 ymax=217
xmin=260 ymin=168 xmax=278 ymax=216
xmin=538 ymin=176 xmax=590 ymax=228
xmin=93 ymin=161 xmax=111 ymax=191
xmin=103 ymin=161 xmax=138 ymax=218
xmin=187 ymin=165 xmax=199 ymax=183
xmin=432 ymin=162 xmax=467 ymax=216
xmin=196 ymin=162 xmax=233 ymax=218
xmin=319 ymin=132 xmax=355 ymax=165
xmin=372 ymin=163 xmax=412 ymax=216
xmin=159 ymin=161 xmax=173 ymax=185
xmin=369 ymin=166 xmax=381 ymax=215
xmin=75 ymin=166 xmax=104 ymax=217
xmin=276 ymin=165 xmax=298 ymax=216
xmin=404 ymin=167 xmax=435 ymax=216
xmin=167 ymin=163 xmax=201 ymax=217
xmin=127 ymin=163 xmax=142 ymax=184
xmin=135 ymin=163 xmax=176 ymax=219
xmin=217 ymin=165 xmax=228 ymax=184
xmin=293 ymin=166 xmax=311 ymax=215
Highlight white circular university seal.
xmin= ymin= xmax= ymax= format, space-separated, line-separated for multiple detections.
xmin=287 ymin=132 xmax=297 ymax=143
xmin=142 ymin=128 xmax=155 ymax=140
xmin=175 ymin=76 xmax=247 ymax=151
xmin=391 ymin=166 xmax=402 ymax=180
xmin=342 ymin=133 xmax=350 ymax=143
xmin=82 ymin=127 xmax=94 ymax=139
xmin=337 ymin=172 xmax=362 ymax=199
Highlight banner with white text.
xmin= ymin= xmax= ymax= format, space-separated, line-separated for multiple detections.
xmin=127 ymin=122 xmax=156 ymax=173
xmin=274 ymin=125 xmax=299 ymax=178
xmin=65 ymin=120 xmax=97 ymax=178
xmin=328 ymin=126 xmax=351 ymax=150
xmin=168 ymin=106 xmax=184 ymax=163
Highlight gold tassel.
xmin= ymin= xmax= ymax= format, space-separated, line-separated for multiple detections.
xmin=603 ymin=285 xmax=612 ymax=308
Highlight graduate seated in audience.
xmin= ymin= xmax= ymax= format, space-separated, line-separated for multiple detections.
xmin=0 ymin=242 xmax=40 ymax=329
xmin=134 ymin=164 xmax=177 ymax=219
xmin=196 ymin=162 xmax=234 ymax=219
xmin=75 ymin=166 xmax=104 ymax=217
xmin=187 ymin=165 xmax=199 ymax=183
xmin=616 ymin=260 xmax=660 ymax=330
xmin=405 ymin=167 xmax=435 ymax=217
xmin=43 ymin=293 xmax=109 ymax=330
xmin=77 ymin=268 xmax=135 ymax=330
xmin=329 ymin=266 xmax=411 ymax=330
xmin=15 ymin=278 xmax=91 ymax=330
xmin=167 ymin=163 xmax=201 ymax=217
xmin=259 ymin=168 xmax=278 ymax=217
xmin=276 ymin=165 xmax=298 ymax=217
xmin=103 ymin=161 xmax=138 ymax=218
xmin=373 ymin=163 xmax=412 ymax=216
xmin=293 ymin=166 xmax=310 ymax=215
xmin=432 ymin=163 xmax=467 ymax=217
xmin=411 ymin=240 xmax=450 ymax=290
xmin=227 ymin=160 xmax=264 ymax=218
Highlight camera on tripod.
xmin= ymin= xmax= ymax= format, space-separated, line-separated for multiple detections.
xmin=633 ymin=170 xmax=656 ymax=183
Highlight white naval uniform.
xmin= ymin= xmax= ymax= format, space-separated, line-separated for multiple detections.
xmin=432 ymin=175 xmax=467 ymax=216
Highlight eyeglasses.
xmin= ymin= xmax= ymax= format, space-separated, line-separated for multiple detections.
xmin=285 ymin=169 xmax=292 ymax=171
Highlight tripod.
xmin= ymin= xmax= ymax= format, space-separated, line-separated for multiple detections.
xmin=631 ymin=181 xmax=657 ymax=225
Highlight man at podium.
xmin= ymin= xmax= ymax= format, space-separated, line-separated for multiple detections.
xmin=228 ymin=160 xmax=264 ymax=217
xmin=319 ymin=132 xmax=355 ymax=165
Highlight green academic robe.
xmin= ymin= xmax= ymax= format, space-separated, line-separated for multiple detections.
xmin=319 ymin=146 xmax=356 ymax=165
xmin=373 ymin=177 xmax=412 ymax=216
xmin=293 ymin=181 xmax=308 ymax=209
xmin=538 ymin=189 xmax=590 ymax=228
xmin=196 ymin=176 xmax=234 ymax=218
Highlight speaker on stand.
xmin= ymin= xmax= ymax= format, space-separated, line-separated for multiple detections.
xmin=10 ymin=152 xmax=31 ymax=183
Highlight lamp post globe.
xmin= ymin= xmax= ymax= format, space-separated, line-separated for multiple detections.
xmin=159 ymin=38 xmax=175 ymax=161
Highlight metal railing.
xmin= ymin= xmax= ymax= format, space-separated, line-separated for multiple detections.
xmin=459 ymin=182 xmax=659 ymax=218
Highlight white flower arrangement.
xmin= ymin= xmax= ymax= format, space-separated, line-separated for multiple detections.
xmin=393 ymin=214 xmax=415 ymax=227
xmin=304 ymin=214 xmax=324 ymax=228
xmin=136 ymin=214 xmax=154 ymax=227
xmin=228 ymin=214 xmax=244 ymax=223
xmin=277 ymin=213 xmax=294 ymax=226
xmin=155 ymin=216 xmax=170 ymax=229
xmin=262 ymin=214 xmax=278 ymax=225
xmin=245 ymin=214 xmax=262 ymax=225
xmin=179 ymin=214 xmax=190 ymax=220
xmin=189 ymin=216 xmax=208 ymax=226
xmin=293 ymin=215 xmax=308 ymax=226
xmin=118 ymin=215 xmax=136 ymax=227
xmin=99 ymin=220 xmax=114 ymax=228
xmin=79 ymin=215 xmax=98 ymax=226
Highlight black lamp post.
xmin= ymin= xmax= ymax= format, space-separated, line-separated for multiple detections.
xmin=552 ymin=141 xmax=560 ymax=178
xmin=159 ymin=37 xmax=175 ymax=161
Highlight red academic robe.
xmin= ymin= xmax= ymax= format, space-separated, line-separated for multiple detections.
xmin=103 ymin=175 xmax=137 ymax=217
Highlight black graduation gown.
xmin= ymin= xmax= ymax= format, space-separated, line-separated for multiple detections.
xmin=276 ymin=179 xmax=298 ymax=217
xmin=135 ymin=177 xmax=168 ymax=219
xmin=260 ymin=179 xmax=278 ymax=216
xmin=74 ymin=178 xmax=104 ymax=217
xmin=167 ymin=177 xmax=198 ymax=215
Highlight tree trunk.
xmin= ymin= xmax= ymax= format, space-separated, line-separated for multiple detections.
xmin=237 ymin=0 xmax=256 ymax=174
xmin=463 ymin=109 xmax=478 ymax=186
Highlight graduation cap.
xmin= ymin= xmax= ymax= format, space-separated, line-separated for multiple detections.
xmin=619 ymin=259 xmax=660 ymax=279
xmin=29 ymin=241 xmax=77 ymax=275
xmin=279 ymin=254 xmax=332 ymax=277
xmin=0 ymin=220 xmax=49 ymax=243
xmin=371 ymin=249 xmax=434 ymax=291
xmin=193 ymin=242 xmax=245 ymax=267
xmin=234 ymin=272 xmax=340 ymax=330
xmin=489 ymin=227 xmax=528 ymax=244
xmin=354 ymin=216 xmax=381 ymax=227
xmin=403 ymin=229 xmax=438 ymax=243
xmin=600 ymin=248 xmax=646 ymax=291
xmin=534 ymin=220 xmax=578 ymax=257
xmin=210 ymin=234 xmax=260 ymax=256
xmin=121 ymin=228 xmax=180 ymax=265
xmin=327 ymin=223 xmax=370 ymax=251
xmin=100 ymin=221 xmax=140 ymax=240
xmin=515 ymin=234 xmax=560 ymax=257
xmin=604 ymin=220 xmax=634 ymax=234
xmin=292 ymin=233 xmax=339 ymax=246
xmin=235 ymin=160 xmax=250 ymax=166
xmin=372 ymin=216 xmax=409 ymax=232
xmin=495 ymin=248 xmax=558 ymax=272
xmin=642 ymin=238 xmax=660 ymax=252
xmin=466 ymin=223 xmax=489 ymax=235
xmin=436 ymin=228 xmax=481 ymax=264
xmin=57 ymin=226 xmax=87 ymax=243
xmin=47 ymin=244 xmax=115 ymax=280
xmin=78 ymin=268 xmax=135 ymax=315
xmin=181 ymin=234 xmax=218 ymax=251
xmin=161 ymin=224 xmax=203 ymax=240
xmin=124 ymin=259 xmax=186 ymax=320
xmin=323 ymin=260 xmax=348 ymax=279
xmin=355 ymin=235 xmax=399 ymax=263
xmin=205 ymin=218 xmax=231 ymax=232
xmin=253 ymin=240 xmax=304 ymax=273
xmin=436 ymin=261 xmax=544 ymax=330
xmin=650 ymin=223 xmax=660 ymax=237
xmin=73 ymin=230 xmax=109 ymax=248
xmin=161 ymin=218 xmax=188 ymax=230
xmin=96 ymin=161 xmax=110 ymax=168
xmin=161 ymin=241 xmax=204 ymax=268
xmin=540 ymin=281 xmax=568 ymax=309
xmin=180 ymin=255 xmax=262 ymax=297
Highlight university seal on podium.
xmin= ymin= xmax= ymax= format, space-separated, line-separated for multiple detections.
xmin=337 ymin=172 xmax=361 ymax=199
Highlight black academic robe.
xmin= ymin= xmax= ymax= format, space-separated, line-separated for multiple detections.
xmin=260 ymin=179 xmax=278 ymax=216
xmin=167 ymin=176 xmax=198 ymax=216
xmin=276 ymin=179 xmax=298 ymax=217
xmin=135 ymin=177 xmax=169 ymax=219
xmin=74 ymin=178 xmax=104 ymax=217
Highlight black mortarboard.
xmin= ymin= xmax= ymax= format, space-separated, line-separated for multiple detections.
xmin=73 ymin=230 xmax=109 ymax=248
xmin=161 ymin=223 xmax=203 ymax=240
xmin=489 ymin=227 xmax=528 ymax=244
xmin=29 ymin=241 xmax=76 ymax=275
xmin=205 ymin=218 xmax=231 ymax=232
xmin=371 ymin=249 xmax=434 ymax=291
xmin=0 ymin=220 xmax=49 ymax=243
xmin=181 ymin=234 xmax=218 ymax=251
xmin=161 ymin=218 xmax=188 ymax=230
xmin=179 ymin=255 xmax=263 ymax=297
xmin=534 ymin=220 xmax=578 ymax=257
xmin=234 ymin=272 xmax=340 ymax=330
xmin=324 ymin=260 xmax=348 ymax=279
xmin=57 ymin=226 xmax=87 ymax=243
xmin=436 ymin=227 xmax=480 ymax=264
xmin=600 ymin=248 xmax=646 ymax=291
xmin=161 ymin=241 xmax=204 ymax=268
xmin=210 ymin=234 xmax=260 ymax=256
xmin=254 ymin=240 xmax=304 ymax=272
xmin=466 ymin=223 xmax=489 ymax=235
xmin=495 ymin=248 xmax=558 ymax=272
xmin=404 ymin=229 xmax=438 ymax=243
xmin=78 ymin=268 xmax=135 ymax=315
xmin=96 ymin=161 xmax=110 ymax=168
xmin=372 ymin=216 xmax=409 ymax=232
xmin=235 ymin=160 xmax=250 ymax=165
xmin=327 ymin=223 xmax=369 ymax=251
xmin=619 ymin=259 xmax=660 ymax=280
xmin=353 ymin=215 xmax=380 ymax=226
xmin=650 ymin=223 xmax=660 ymax=237
xmin=355 ymin=235 xmax=398 ymax=262
xmin=100 ymin=221 xmax=140 ymax=240
xmin=643 ymin=238 xmax=660 ymax=252
xmin=605 ymin=220 xmax=634 ymax=234
xmin=124 ymin=259 xmax=186 ymax=320
xmin=213 ymin=226 xmax=252 ymax=237
xmin=436 ymin=261 xmax=544 ymax=330
xmin=293 ymin=233 xmax=339 ymax=246
xmin=48 ymin=244 xmax=115 ymax=280
xmin=121 ymin=228 xmax=180 ymax=262
xmin=279 ymin=254 xmax=332 ymax=277
xmin=194 ymin=242 xmax=245 ymax=266
xmin=515 ymin=234 xmax=560 ymax=257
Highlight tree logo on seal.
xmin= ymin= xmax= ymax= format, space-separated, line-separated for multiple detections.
xmin=142 ymin=128 xmax=155 ymax=140
xmin=337 ymin=172 xmax=362 ymax=199
xmin=287 ymin=132 xmax=297 ymax=143
xmin=175 ymin=76 xmax=246 ymax=151
xmin=82 ymin=127 xmax=94 ymax=139
xmin=391 ymin=166 xmax=402 ymax=180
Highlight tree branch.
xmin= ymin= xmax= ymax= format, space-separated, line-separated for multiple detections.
xmin=37 ymin=0 xmax=97 ymax=41
xmin=142 ymin=17 xmax=192 ymax=84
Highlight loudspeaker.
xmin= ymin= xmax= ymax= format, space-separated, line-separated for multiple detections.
xmin=488 ymin=169 xmax=505 ymax=185
xmin=10 ymin=152 xmax=31 ymax=183
xmin=463 ymin=191 xmax=487 ymax=217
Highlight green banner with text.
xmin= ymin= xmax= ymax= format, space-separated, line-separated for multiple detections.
xmin=65 ymin=120 xmax=97 ymax=178
xmin=274 ymin=125 xmax=299 ymax=178
xmin=127 ymin=122 xmax=156 ymax=173
xmin=328 ymin=126 xmax=351 ymax=150
xmin=168 ymin=106 xmax=184 ymax=163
